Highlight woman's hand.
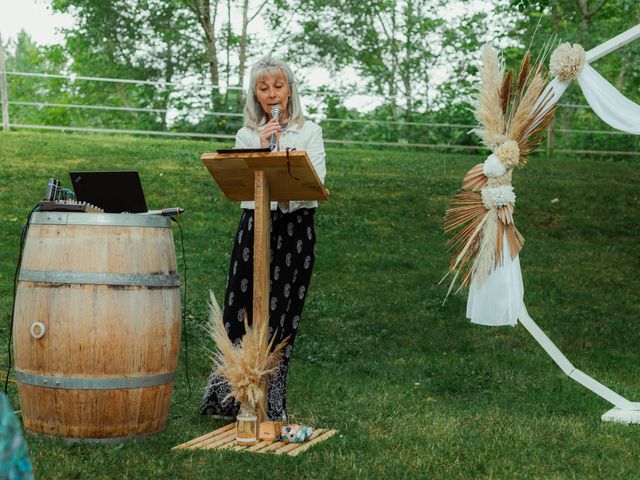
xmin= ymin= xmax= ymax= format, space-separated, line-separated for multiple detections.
xmin=259 ymin=118 xmax=283 ymax=149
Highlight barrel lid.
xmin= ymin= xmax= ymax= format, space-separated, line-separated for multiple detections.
xmin=30 ymin=212 xmax=172 ymax=228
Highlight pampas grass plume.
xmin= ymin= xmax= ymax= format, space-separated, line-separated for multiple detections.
xmin=207 ymin=290 xmax=288 ymax=414
xmin=474 ymin=44 xmax=505 ymax=147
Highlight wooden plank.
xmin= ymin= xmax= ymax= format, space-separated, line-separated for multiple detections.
xmin=247 ymin=440 xmax=274 ymax=453
xmin=192 ymin=430 xmax=236 ymax=450
xmin=520 ymin=303 xmax=636 ymax=412
xmin=288 ymin=430 xmax=338 ymax=457
xmin=201 ymin=151 xmax=328 ymax=202
xmin=171 ymin=423 xmax=234 ymax=450
xmin=274 ymin=429 xmax=325 ymax=455
xmin=258 ymin=441 xmax=286 ymax=453
xmin=201 ymin=432 xmax=236 ymax=450
xmin=586 ymin=24 xmax=640 ymax=63
xmin=570 ymin=369 xmax=635 ymax=410
xmin=218 ymin=439 xmax=238 ymax=450
xmin=252 ymin=169 xmax=270 ymax=414
xmin=253 ymin=170 xmax=270 ymax=336
xmin=518 ymin=305 xmax=574 ymax=375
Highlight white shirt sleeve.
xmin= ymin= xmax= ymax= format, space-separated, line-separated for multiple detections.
xmin=305 ymin=123 xmax=326 ymax=184
xmin=235 ymin=127 xmax=260 ymax=149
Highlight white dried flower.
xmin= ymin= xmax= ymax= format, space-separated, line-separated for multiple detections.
xmin=483 ymin=153 xmax=507 ymax=178
xmin=550 ymin=43 xmax=585 ymax=82
xmin=494 ymin=139 xmax=520 ymax=168
xmin=481 ymin=185 xmax=516 ymax=209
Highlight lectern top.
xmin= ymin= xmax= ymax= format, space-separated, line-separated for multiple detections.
xmin=202 ymin=150 xmax=328 ymax=202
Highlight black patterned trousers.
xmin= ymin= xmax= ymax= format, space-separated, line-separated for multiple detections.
xmin=200 ymin=208 xmax=316 ymax=421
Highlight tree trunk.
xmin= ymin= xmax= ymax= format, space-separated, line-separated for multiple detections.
xmin=575 ymin=0 xmax=590 ymax=37
xmin=551 ymin=0 xmax=561 ymax=33
xmin=389 ymin=3 xmax=399 ymax=120
xmin=237 ymin=0 xmax=250 ymax=105
xmin=203 ymin=3 xmax=220 ymax=88
xmin=402 ymin=0 xmax=415 ymax=146
xmin=225 ymin=0 xmax=231 ymax=103
xmin=189 ymin=0 xmax=220 ymax=91
xmin=575 ymin=0 xmax=610 ymax=41
xmin=162 ymin=40 xmax=174 ymax=128
xmin=403 ymin=0 xmax=414 ymax=124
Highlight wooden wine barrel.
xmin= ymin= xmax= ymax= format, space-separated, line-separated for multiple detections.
xmin=13 ymin=212 xmax=181 ymax=441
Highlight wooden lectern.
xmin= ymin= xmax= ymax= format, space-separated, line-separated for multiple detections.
xmin=202 ymin=150 xmax=328 ymax=335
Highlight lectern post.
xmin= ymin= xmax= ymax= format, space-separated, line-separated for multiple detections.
xmin=253 ymin=170 xmax=270 ymax=335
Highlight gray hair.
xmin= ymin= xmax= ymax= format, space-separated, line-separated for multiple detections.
xmin=243 ymin=56 xmax=305 ymax=130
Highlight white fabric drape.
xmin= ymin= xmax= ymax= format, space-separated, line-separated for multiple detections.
xmin=578 ymin=64 xmax=640 ymax=135
xmin=466 ymin=234 xmax=523 ymax=326
xmin=532 ymin=64 xmax=640 ymax=136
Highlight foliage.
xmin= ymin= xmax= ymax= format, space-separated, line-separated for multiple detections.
xmin=504 ymin=0 xmax=640 ymax=152
xmin=1 ymin=1 xmax=639 ymax=154
xmin=3 ymin=32 xmax=71 ymax=127
xmin=272 ymin=0 xmax=486 ymax=120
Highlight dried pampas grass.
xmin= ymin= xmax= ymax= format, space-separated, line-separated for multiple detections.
xmin=207 ymin=291 xmax=288 ymax=415
xmin=474 ymin=45 xmax=505 ymax=148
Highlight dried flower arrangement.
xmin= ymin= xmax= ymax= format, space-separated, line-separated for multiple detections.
xmin=206 ymin=291 xmax=288 ymax=418
xmin=443 ymin=45 xmax=557 ymax=295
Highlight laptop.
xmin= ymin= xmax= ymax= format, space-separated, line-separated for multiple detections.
xmin=69 ymin=171 xmax=148 ymax=213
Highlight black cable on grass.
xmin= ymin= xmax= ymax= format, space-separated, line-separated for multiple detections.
xmin=5 ymin=205 xmax=40 ymax=394
xmin=170 ymin=215 xmax=192 ymax=410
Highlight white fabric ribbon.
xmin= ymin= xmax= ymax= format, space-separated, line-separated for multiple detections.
xmin=466 ymin=233 xmax=523 ymax=326
xmin=578 ymin=64 xmax=640 ymax=135
xmin=531 ymin=64 xmax=640 ymax=136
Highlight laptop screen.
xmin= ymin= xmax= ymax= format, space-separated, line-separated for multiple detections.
xmin=69 ymin=171 xmax=148 ymax=213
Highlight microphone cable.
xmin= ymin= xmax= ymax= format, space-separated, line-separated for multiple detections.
xmin=4 ymin=205 xmax=40 ymax=394
xmin=170 ymin=215 xmax=193 ymax=410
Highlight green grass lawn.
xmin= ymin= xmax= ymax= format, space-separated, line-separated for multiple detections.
xmin=1 ymin=131 xmax=639 ymax=479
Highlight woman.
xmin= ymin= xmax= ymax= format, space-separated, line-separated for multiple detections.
xmin=200 ymin=56 xmax=326 ymax=422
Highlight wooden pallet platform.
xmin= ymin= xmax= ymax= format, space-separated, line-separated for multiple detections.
xmin=172 ymin=423 xmax=337 ymax=456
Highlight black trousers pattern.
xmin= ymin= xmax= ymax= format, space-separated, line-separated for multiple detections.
xmin=200 ymin=208 xmax=316 ymax=421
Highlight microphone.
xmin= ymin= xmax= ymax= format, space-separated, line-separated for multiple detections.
xmin=269 ymin=105 xmax=281 ymax=151
xmin=141 ymin=207 xmax=185 ymax=216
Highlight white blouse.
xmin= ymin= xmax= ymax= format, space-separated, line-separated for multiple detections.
xmin=235 ymin=120 xmax=327 ymax=212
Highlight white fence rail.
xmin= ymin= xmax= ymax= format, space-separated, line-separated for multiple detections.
xmin=0 ymin=62 xmax=638 ymax=156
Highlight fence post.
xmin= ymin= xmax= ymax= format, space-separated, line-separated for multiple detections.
xmin=0 ymin=40 xmax=9 ymax=132
xmin=546 ymin=123 xmax=553 ymax=159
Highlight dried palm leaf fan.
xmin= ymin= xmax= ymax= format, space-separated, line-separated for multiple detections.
xmin=443 ymin=45 xmax=556 ymax=295
xmin=207 ymin=291 xmax=288 ymax=443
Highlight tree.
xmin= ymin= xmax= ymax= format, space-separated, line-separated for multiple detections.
xmin=51 ymin=0 xmax=205 ymax=129
xmin=281 ymin=0 xmax=454 ymax=121
xmin=508 ymin=0 xmax=640 ymax=152
xmin=262 ymin=0 xmax=511 ymax=149
xmin=3 ymin=31 xmax=71 ymax=127
xmin=183 ymin=0 xmax=221 ymax=88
